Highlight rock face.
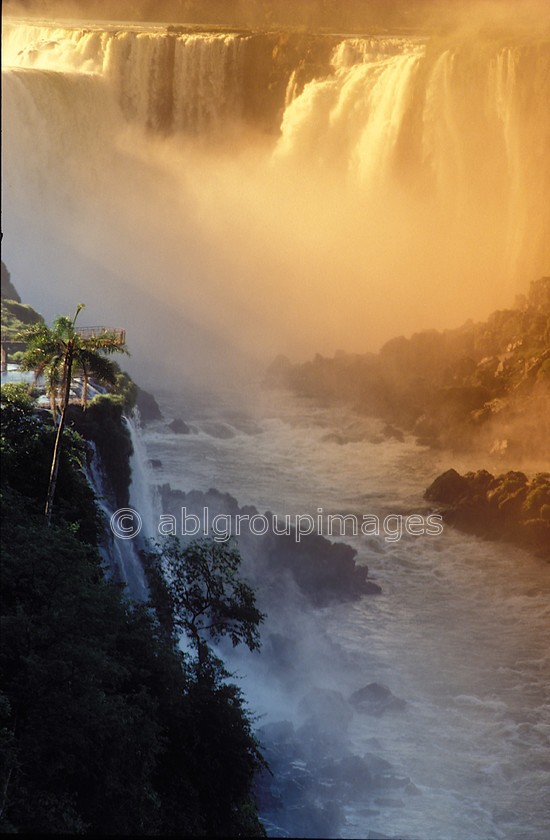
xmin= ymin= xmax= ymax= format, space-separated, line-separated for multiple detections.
xmin=424 ymin=469 xmax=470 ymax=505
xmin=158 ymin=485 xmax=381 ymax=604
xmin=255 ymin=687 xmax=416 ymax=839
xmin=1 ymin=260 xmax=21 ymax=302
xmin=135 ymin=386 xmax=163 ymax=424
xmin=349 ymin=683 xmax=407 ymax=716
xmin=425 ymin=469 xmax=550 ymax=556
xmin=268 ymin=277 xmax=550 ymax=461
xmin=168 ymin=417 xmax=191 ymax=434
xmin=68 ymin=402 xmax=133 ymax=509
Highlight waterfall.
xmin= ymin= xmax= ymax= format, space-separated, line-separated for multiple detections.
xmin=2 ymin=20 xmax=248 ymax=135
xmin=126 ymin=410 xmax=161 ymax=541
xmin=2 ymin=17 xmax=549 ymax=378
xmin=84 ymin=434 xmax=149 ymax=602
xmin=274 ymin=35 xmax=550 ymax=285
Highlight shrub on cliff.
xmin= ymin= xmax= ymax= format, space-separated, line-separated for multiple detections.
xmin=1 ymin=396 xmax=266 ymax=836
xmin=1 ymin=389 xmax=101 ymax=543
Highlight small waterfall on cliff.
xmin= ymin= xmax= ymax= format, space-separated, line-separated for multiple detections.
xmin=84 ymin=434 xmax=148 ymax=602
xmin=126 ymin=411 xmax=161 ymax=541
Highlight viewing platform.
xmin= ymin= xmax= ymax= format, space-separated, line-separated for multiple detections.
xmin=73 ymin=327 xmax=126 ymax=344
xmin=1 ymin=326 xmax=126 ymax=372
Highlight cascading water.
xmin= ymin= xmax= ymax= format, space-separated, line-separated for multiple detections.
xmin=126 ymin=409 xmax=161 ymax=541
xmin=84 ymin=430 xmax=148 ymax=601
xmin=2 ymin=18 xmax=550 ymax=367
xmin=136 ymin=382 xmax=550 ymax=840
xmin=3 ymin=14 xmax=550 ymax=839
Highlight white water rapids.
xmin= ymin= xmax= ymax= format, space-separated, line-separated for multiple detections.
xmin=2 ymin=16 xmax=550 ymax=838
xmin=138 ymin=383 xmax=550 ymax=839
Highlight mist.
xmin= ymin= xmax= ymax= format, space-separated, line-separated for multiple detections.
xmin=3 ymin=10 xmax=550 ymax=838
xmin=2 ymin=7 xmax=549 ymax=390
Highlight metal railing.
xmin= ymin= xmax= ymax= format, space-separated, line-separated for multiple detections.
xmin=74 ymin=327 xmax=126 ymax=344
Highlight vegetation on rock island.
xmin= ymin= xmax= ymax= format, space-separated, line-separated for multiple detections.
xmin=267 ymin=277 xmax=550 ymax=462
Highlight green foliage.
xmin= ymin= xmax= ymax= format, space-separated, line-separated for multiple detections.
xmin=1 ymin=399 xmax=266 ymax=835
xmin=1 ymin=298 xmax=43 ymax=336
xmin=0 ymin=294 xmax=43 ymax=363
xmin=1 ymin=494 xmax=163 ymax=833
xmin=0 ymin=400 xmax=102 ymax=543
xmin=16 ymin=303 xmax=128 ymax=520
xmin=522 ymin=478 xmax=550 ymax=519
xmin=0 ymin=381 xmax=37 ymax=410
xmin=74 ymin=395 xmax=134 ymax=507
xmin=17 ymin=307 xmax=125 ymax=413
xmin=110 ymin=362 xmax=139 ymax=412
xmin=148 ymin=537 xmax=265 ymax=680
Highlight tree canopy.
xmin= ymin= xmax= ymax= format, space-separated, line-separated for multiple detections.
xmin=0 ymin=385 xmax=267 ymax=836
xmin=16 ymin=304 xmax=127 ymax=522
xmin=147 ymin=537 xmax=265 ymax=681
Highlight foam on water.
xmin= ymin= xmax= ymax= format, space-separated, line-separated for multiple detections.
xmin=139 ymin=383 xmax=550 ymax=839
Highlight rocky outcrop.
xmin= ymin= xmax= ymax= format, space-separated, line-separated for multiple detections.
xmin=67 ymin=401 xmax=133 ymax=509
xmin=349 ymin=683 xmax=407 ymax=716
xmin=268 ymin=277 xmax=550 ymax=462
xmin=135 ymin=386 xmax=163 ymax=424
xmin=1 ymin=260 xmax=21 ymax=302
xmin=168 ymin=416 xmax=191 ymax=434
xmin=425 ymin=469 xmax=550 ymax=556
xmin=158 ymin=485 xmax=381 ymax=604
xmin=255 ymin=683 xmax=413 ymax=838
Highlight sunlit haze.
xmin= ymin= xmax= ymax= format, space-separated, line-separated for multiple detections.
xmin=2 ymin=0 xmax=549 ymax=387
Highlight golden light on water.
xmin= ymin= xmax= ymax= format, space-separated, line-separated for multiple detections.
xmin=2 ymin=0 xmax=549 ymax=381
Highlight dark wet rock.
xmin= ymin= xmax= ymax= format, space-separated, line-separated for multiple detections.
xmin=201 ymin=420 xmax=235 ymax=439
xmin=383 ymin=423 xmax=404 ymax=442
xmin=159 ymin=485 xmax=382 ymax=604
xmin=349 ymin=683 xmax=406 ymax=716
xmin=425 ymin=469 xmax=470 ymax=504
xmin=322 ymin=432 xmax=347 ymax=445
xmin=1 ymin=260 xmax=21 ymax=302
xmin=149 ymin=458 xmax=162 ymax=468
xmin=67 ymin=403 xmax=132 ymax=509
xmin=424 ymin=469 xmax=550 ymax=556
xmin=263 ymin=529 xmax=382 ymax=603
xmin=297 ymin=688 xmax=353 ymax=734
xmin=168 ymin=417 xmax=191 ymax=434
xmin=362 ymin=752 xmax=393 ymax=777
xmin=280 ymin=802 xmax=342 ymax=839
xmin=135 ymin=386 xmax=163 ymax=423
xmin=255 ymin=712 xmax=416 ymax=838
xmin=319 ymin=755 xmax=373 ymax=796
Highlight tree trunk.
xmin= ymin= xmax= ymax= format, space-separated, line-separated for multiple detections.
xmin=45 ymin=348 xmax=73 ymax=524
xmin=81 ymin=365 xmax=89 ymax=410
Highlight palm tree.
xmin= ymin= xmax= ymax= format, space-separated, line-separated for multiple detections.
xmin=17 ymin=304 xmax=127 ymax=524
